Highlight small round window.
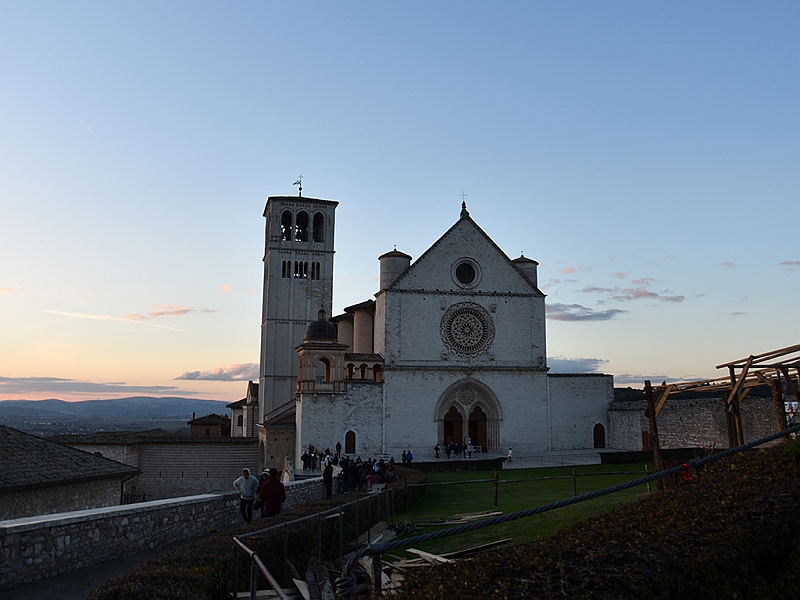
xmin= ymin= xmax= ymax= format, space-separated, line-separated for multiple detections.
xmin=455 ymin=263 xmax=475 ymax=284
xmin=452 ymin=259 xmax=480 ymax=288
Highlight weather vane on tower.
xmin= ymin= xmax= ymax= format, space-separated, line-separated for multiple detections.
xmin=293 ymin=175 xmax=303 ymax=197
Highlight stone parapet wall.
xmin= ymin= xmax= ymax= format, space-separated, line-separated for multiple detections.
xmin=0 ymin=477 xmax=324 ymax=591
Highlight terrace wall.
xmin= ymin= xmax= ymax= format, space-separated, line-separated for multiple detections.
xmin=0 ymin=477 xmax=324 ymax=591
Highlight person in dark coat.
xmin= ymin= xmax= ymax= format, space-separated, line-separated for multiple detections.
xmin=257 ymin=468 xmax=286 ymax=518
xmin=322 ymin=460 xmax=334 ymax=499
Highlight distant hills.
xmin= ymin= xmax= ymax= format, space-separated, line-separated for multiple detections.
xmin=0 ymin=396 xmax=231 ymax=437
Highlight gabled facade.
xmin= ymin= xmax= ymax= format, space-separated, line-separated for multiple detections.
xmin=253 ymin=197 xmax=613 ymax=470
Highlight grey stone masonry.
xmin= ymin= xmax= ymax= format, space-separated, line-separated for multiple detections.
xmin=0 ymin=477 xmax=324 ymax=591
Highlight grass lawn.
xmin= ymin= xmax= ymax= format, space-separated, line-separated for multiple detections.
xmin=389 ymin=462 xmax=654 ymax=559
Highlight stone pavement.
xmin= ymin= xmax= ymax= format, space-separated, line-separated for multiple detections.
xmin=2 ymin=534 xmax=211 ymax=600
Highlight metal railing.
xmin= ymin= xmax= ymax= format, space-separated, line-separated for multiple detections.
xmin=232 ymin=488 xmax=395 ymax=599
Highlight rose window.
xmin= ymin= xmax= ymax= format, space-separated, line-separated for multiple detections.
xmin=440 ymin=302 xmax=494 ymax=357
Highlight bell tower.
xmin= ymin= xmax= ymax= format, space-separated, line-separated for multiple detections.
xmin=258 ymin=195 xmax=338 ymax=421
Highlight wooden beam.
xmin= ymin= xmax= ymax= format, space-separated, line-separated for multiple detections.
xmin=779 ymin=367 xmax=800 ymax=400
xmin=654 ymin=384 xmax=674 ymax=416
xmin=716 ymin=344 xmax=800 ymax=369
xmin=726 ymin=355 xmax=754 ymax=407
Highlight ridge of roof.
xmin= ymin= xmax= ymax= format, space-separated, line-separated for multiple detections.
xmin=385 ymin=210 xmax=543 ymax=295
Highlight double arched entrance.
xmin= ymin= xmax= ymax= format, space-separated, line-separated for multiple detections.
xmin=436 ymin=379 xmax=501 ymax=452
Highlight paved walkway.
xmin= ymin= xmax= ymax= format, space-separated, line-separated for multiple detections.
xmin=2 ymin=534 xmax=212 ymax=600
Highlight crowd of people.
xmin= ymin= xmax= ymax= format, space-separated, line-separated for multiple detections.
xmin=235 ymin=440 xmax=514 ymax=524
xmin=434 ymin=440 xmax=476 ymax=459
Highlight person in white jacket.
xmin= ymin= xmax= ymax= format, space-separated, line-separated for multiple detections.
xmin=233 ymin=468 xmax=259 ymax=525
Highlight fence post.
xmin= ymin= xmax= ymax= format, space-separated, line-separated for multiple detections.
xmin=645 ymin=379 xmax=665 ymax=491
xmin=367 ymin=499 xmax=372 ymax=544
xmin=572 ymin=468 xmax=577 ymax=497
xmin=317 ymin=514 xmax=323 ymax=562
xmin=232 ymin=544 xmax=239 ymax=600
xmin=644 ymin=464 xmax=651 ymax=492
xmin=282 ymin=523 xmax=288 ymax=587
xmin=404 ymin=477 xmax=408 ymax=512
xmin=493 ymin=471 xmax=499 ymax=507
xmin=355 ymin=502 xmax=360 ymax=548
xmin=338 ymin=511 xmax=343 ymax=566
xmin=250 ymin=560 xmax=258 ymax=600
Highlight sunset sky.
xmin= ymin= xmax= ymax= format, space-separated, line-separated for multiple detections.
xmin=1 ymin=2 xmax=798 ymax=402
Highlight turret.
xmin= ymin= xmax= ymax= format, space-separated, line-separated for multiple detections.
xmin=511 ymin=254 xmax=539 ymax=287
xmin=378 ymin=249 xmax=412 ymax=291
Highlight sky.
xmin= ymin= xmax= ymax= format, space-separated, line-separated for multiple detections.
xmin=1 ymin=2 xmax=798 ymax=402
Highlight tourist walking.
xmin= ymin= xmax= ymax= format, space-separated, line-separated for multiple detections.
xmin=257 ymin=468 xmax=286 ymax=518
xmin=507 ymin=447 xmax=513 ymax=462
xmin=233 ymin=468 xmax=260 ymax=525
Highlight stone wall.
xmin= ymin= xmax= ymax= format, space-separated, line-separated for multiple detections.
xmin=0 ymin=477 xmax=324 ymax=591
xmin=60 ymin=439 xmax=260 ymax=501
xmin=608 ymin=396 xmax=781 ymax=450
xmin=0 ymin=477 xmax=128 ymax=521
xmin=548 ymin=373 xmax=613 ymax=451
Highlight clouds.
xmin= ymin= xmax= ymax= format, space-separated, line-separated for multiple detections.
xmin=546 ymin=303 xmax=627 ymax=321
xmin=44 ymin=303 xmax=216 ymax=333
xmin=0 ymin=286 xmax=20 ymax=293
xmin=720 ymin=262 xmax=736 ymax=269
xmin=175 ymin=363 xmax=259 ymax=382
xmin=579 ymin=285 xmax=685 ymax=303
xmin=44 ymin=310 xmax=188 ymax=332
xmin=0 ymin=376 xmax=185 ymax=396
xmin=123 ymin=304 xmax=214 ymax=320
xmin=780 ymin=261 xmax=800 ymax=269
xmin=548 ymin=356 xmax=609 ymax=373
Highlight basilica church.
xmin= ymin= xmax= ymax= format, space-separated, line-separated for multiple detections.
xmin=238 ymin=194 xmax=613 ymax=471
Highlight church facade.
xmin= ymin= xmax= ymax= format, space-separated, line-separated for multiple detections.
xmin=254 ymin=195 xmax=613 ymax=470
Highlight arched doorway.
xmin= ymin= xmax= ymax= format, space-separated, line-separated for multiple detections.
xmin=443 ymin=407 xmax=463 ymax=446
xmin=468 ymin=406 xmax=487 ymax=450
xmin=435 ymin=379 xmax=502 ymax=452
xmin=593 ymin=424 xmax=606 ymax=448
xmin=345 ymin=430 xmax=356 ymax=455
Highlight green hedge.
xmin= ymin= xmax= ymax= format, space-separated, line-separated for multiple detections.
xmin=393 ymin=440 xmax=800 ymax=599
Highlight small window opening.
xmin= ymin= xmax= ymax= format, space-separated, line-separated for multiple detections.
xmin=281 ymin=210 xmax=293 ymax=241
xmin=347 ymin=363 xmax=355 ymax=379
xmin=456 ymin=262 xmax=476 ymax=284
xmin=295 ymin=211 xmax=309 ymax=242
xmin=372 ymin=364 xmax=382 ymax=382
xmin=359 ymin=364 xmax=368 ymax=379
xmin=316 ymin=358 xmax=332 ymax=382
xmin=313 ymin=213 xmax=325 ymax=243
xmin=237 ymin=415 xmax=243 ymax=427
xmin=294 ymin=261 xmax=308 ymax=279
